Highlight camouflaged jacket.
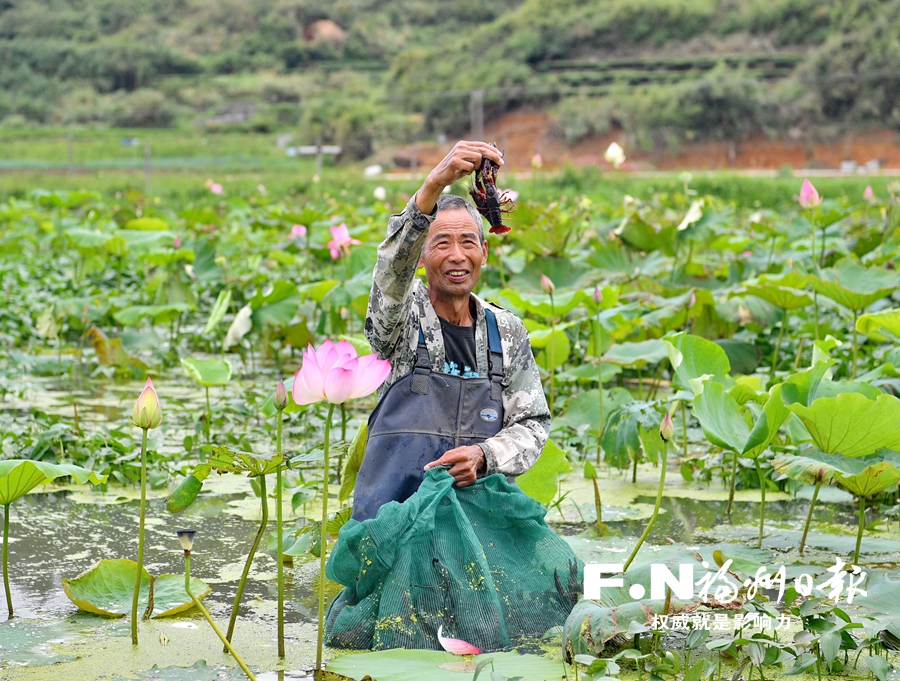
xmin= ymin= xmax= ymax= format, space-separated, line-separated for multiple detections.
xmin=364 ymin=197 xmax=550 ymax=477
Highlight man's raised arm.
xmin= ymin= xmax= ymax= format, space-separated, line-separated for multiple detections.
xmin=365 ymin=141 xmax=504 ymax=358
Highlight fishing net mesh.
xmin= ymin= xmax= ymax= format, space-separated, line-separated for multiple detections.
xmin=324 ymin=467 xmax=583 ymax=652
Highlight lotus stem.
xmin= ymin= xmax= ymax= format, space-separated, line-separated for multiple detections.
xmin=623 ymin=440 xmax=667 ymax=572
xmin=131 ymin=427 xmax=148 ymax=645
xmin=337 ymin=403 xmax=347 ymax=483
xmin=205 ymin=386 xmax=211 ymax=443
xmin=592 ymin=476 xmax=602 ymax=525
xmin=316 ymin=402 xmax=336 ymax=672
xmin=680 ymin=400 xmax=688 ymax=459
xmin=3 ymin=503 xmax=11 ymax=618
xmin=595 ymin=315 xmax=604 ymax=465
xmin=813 ymin=291 xmax=819 ymax=342
xmin=799 ymin=480 xmax=821 ymax=556
xmin=225 ymin=473 xmax=268 ymax=649
xmin=770 ymin=308 xmax=787 ymax=381
xmin=754 ymin=458 xmax=766 ymax=549
xmin=726 ymin=451 xmax=738 ymax=522
xmin=851 ymin=309 xmax=859 ymax=379
xmin=548 ymin=295 xmax=556 ymax=416
xmin=854 ymin=496 xmax=866 ymax=565
xmin=185 ymin=553 xmax=256 ymax=681
xmin=276 ymin=411 xmax=285 ymax=658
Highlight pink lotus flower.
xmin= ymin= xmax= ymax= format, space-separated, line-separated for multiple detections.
xmin=173 ymin=236 xmax=182 ymax=249
xmin=291 ymin=224 xmax=307 ymax=238
xmin=327 ymin=223 xmax=362 ymax=260
xmin=437 ymin=625 xmax=480 ymax=655
xmin=292 ymin=340 xmax=390 ymax=406
xmin=531 ymin=153 xmax=543 ymax=170
xmin=210 ymin=183 xmax=223 ymax=195
xmin=798 ymin=179 xmax=822 ymax=208
xmin=540 ymin=273 xmax=555 ymax=294
xmin=864 ymin=185 xmax=875 ymax=201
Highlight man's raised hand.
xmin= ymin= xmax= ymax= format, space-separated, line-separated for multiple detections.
xmin=423 ymin=444 xmax=486 ymax=487
xmin=415 ymin=141 xmax=504 ymax=215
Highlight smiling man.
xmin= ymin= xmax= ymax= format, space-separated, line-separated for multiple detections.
xmin=352 ymin=140 xmax=550 ymax=521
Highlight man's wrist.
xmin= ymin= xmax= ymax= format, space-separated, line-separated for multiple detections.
xmin=414 ymin=174 xmax=444 ymax=215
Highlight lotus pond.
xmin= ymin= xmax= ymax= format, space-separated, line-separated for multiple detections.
xmin=1 ymin=176 xmax=900 ymax=681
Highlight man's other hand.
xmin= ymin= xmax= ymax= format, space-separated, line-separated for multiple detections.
xmin=415 ymin=141 xmax=504 ymax=215
xmin=423 ymin=444 xmax=486 ymax=487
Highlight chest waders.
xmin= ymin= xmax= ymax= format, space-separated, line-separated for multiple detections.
xmin=351 ymin=309 xmax=504 ymax=521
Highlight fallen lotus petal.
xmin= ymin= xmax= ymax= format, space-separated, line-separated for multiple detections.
xmin=437 ymin=625 xmax=481 ymax=655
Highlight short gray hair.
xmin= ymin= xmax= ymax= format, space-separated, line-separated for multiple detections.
xmin=436 ymin=194 xmax=485 ymax=244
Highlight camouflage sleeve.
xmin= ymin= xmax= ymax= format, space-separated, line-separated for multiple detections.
xmin=478 ymin=312 xmax=550 ymax=477
xmin=364 ymin=196 xmax=435 ymax=359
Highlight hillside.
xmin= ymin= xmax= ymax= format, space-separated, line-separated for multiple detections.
xmin=1 ymin=0 xmax=899 ymax=161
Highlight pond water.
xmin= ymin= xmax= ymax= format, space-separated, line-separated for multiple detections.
xmin=2 ymin=374 xmax=900 ymax=680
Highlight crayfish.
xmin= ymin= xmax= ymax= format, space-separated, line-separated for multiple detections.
xmin=469 ymin=142 xmax=515 ymax=235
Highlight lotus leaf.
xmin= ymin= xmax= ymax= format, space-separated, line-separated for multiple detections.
xmin=564 ymin=550 xmax=739 ymax=656
xmin=516 ymin=438 xmax=571 ymax=504
xmin=208 ymin=445 xmax=283 ymax=477
xmin=692 ymin=381 xmax=749 ymax=452
xmin=665 ymin=332 xmax=731 ymax=391
xmin=743 ymin=385 xmax=790 ymax=458
xmin=788 ymin=393 xmax=900 ymax=457
xmin=180 ymin=357 xmax=233 ymax=387
xmin=249 ymin=280 xmax=302 ymax=328
xmin=603 ymin=339 xmax=668 ymax=368
xmin=62 ymin=559 xmax=210 ymax=619
xmin=716 ymin=339 xmax=762 ymax=375
xmin=113 ymin=303 xmax=193 ymax=327
xmin=856 ymin=308 xmax=900 ymax=341
xmin=742 ymin=283 xmax=812 ymax=310
xmin=151 ymin=574 xmax=212 ymax=618
xmin=773 ymin=450 xmax=900 ymax=498
xmin=807 ymin=259 xmax=900 ymax=311
xmin=552 ymin=388 xmax=633 ymax=434
xmin=202 ymin=289 xmax=232 ymax=335
xmin=62 ymin=559 xmax=152 ymax=618
xmin=497 ymin=287 xmax=592 ymax=319
xmin=125 ymin=217 xmax=169 ymax=232
xmin=328 ymin=649 xmax=564 ymax=681
xmin=0 ymin=460 xmax=107 ymax=505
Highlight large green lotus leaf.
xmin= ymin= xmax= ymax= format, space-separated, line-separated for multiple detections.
xmin=742 ymin=283 xmax=812 ymax=310
xmin=716 ymin=339 xmax=762 ymax=375
xmin=781 ymin=362 xmax=835 ymax=407
xmin=556 ymin=362 xmax=622 ymax=384
xmin=693 ymin=380 xmax=749 ymax=452
xmin=496 ymin=287 xmax=592 ymax=319
xmin=564 ymin=549 xmax=737 ymax=656
xmin=150 ymin=573 xmax=211 ymax=618
xmin=62 ymin=559 xmax=151 ymax=618
xmin=773 ymin=450 xmax=900 ymax=497
xmin=250 ymin=280 xmax=302 ymax=328
xmin=517 ymin=438 xmax=571 ymax=504
xmin=202 ymin=289 xmax=232 ymax=335
xmin=0 ymin=460 xmax=107 ymax=505
xmin=534 ymin=327 xmax=571 ymax=371
xmin=328 ymin=649 xmax=564 ymax=681
xmin=856 ymin=308 xmax=900 ymax=342
xmin=0 ymin=619 xmax=79 ymax=667
xmin=133 ymin=661 xmax=242 ymax=680
xmin=118 ymin=230 xmax=178 ymax=255
xmin=602 ymin=339 xmax=668 ymax=368
xmin=843 ymin=572 xmax=900 ymax=619
xmin=180 ymin=357 xmax=233 ymax=387
xmin=142 ymin=249 xmax=195 ymax=267
xmin=552 ymin=387 xmax=633 ymax=434
xmin=788 ymin=393 xmax=900 ymax=457
xmin=125 ymin=217 xmax=169 ymax=232
xmin=743 ymin=385 xmax=790 ymax=458
xmin=113 ymin=303 xmax=193 ymax=326
xmin=665 ymin=332 xmax=731 ymax=391
xmin=807 ymin=259 xmax=900 ymax=311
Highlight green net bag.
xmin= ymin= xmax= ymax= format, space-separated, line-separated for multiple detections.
xmin=325 ymin=467 xmax=583 ymax=651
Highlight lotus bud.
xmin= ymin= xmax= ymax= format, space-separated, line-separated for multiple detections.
xmin=173 ymin=236 xmax=182 ymax=249
xmin=864 ymin=185 xmax=875 ymax=202
xmin=604 ymin=142 xmax=626 ymax=169
xmin=131 ymin=378 xmax=162 ymax=430
xmin=274 ymin=379 xmax=289 ymax=411
xmin=592 ymin=285 xmax=603 ymax=306
xmin=660 ymin=412 xmax=675 ymax=443
xmin=177 ymin=529 xmax=197 ymax=553
xmin=531 ymin=153 xmax=543 ymax=170
xmin=540 ymin=274 xmax=555 ymax=294
xmin=373 ymin=186 xmax=387 ymax=201
xmin=798 ymin=178 xmax=822 ymax=208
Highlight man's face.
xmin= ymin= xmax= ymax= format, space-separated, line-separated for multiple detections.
xmin=419 ymin=209 xmax=488 ymax=301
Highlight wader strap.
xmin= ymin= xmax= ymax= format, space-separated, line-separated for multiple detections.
xmin=412 ymin=326 xmax=431 ymax=394
xmin=484 ymin=308 xmax=504 ymax=401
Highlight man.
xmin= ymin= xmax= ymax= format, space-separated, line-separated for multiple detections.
xmin=351 ymin=140 xmax=550 ymax=520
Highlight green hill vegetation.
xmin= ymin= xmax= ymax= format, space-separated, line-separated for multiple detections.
xmin=1 ymin=0 xmax=899 ymax=158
